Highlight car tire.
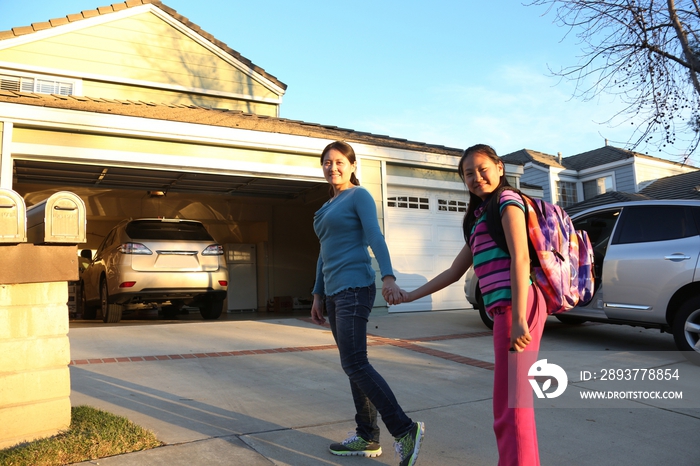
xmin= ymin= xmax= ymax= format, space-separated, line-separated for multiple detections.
xmin=672 ymin=296 xmax=700 ymax=364
xmin=554 ymin=314 xmax=588 ymax=325
xmin=100 ymin=279 xmax=123 ymax=323
xmin=475 ymin=287 xmax=494 ymax=330
xmin=199 ymin=298 xmax=224 ymax=320
xmin=81 ymin=282 xmax=97 ymax=320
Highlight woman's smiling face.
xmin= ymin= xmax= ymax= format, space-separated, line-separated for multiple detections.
xmin=461 ymin=151 xmax=504 ymax=200
xmin=322 ymin=148 xmax=356 ymax=193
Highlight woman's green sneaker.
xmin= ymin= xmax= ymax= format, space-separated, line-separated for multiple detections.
xmin=329 ymin=433 xmax=382 ymax=457
xmin=394 ymin=421 xmax=425 ymax=466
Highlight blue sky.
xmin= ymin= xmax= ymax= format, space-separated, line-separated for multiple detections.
xmin=0 ymin=0 xmax=690 ymax=163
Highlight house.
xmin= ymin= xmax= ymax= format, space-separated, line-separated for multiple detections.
xmin=0 ymin=0 xmax=527 ymax=313
xmin=502 ymin=145 xmax=698 ymax=208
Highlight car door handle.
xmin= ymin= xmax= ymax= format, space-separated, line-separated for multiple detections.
xmin=664 ymin=253 xmax=691 ymax=261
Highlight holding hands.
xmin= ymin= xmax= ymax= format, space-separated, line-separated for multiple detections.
xmin=381 ymin=276 xmax=410 ymax=305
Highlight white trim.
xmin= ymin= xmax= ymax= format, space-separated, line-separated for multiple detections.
xmin=0 ymin=120 xmax=12 ymax=188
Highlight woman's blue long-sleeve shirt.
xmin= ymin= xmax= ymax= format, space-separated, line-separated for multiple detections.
xmin=312 ymin=186 xmax=394 ymax=297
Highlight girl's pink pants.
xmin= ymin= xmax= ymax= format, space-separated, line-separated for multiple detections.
xmin=492 ymin=284 xmax=547 ymax=466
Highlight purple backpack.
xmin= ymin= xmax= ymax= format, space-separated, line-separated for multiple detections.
xmin=521 ymin=194 xmax=595 ymax=314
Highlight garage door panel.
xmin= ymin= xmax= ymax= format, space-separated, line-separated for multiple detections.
xmin=386 ymin=187 xmax=469 ymax=312
xmin=391 ymin=252 xmax=435 ymax=275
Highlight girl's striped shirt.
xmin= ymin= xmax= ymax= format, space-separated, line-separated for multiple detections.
xmin=469 ymin=190 xmax=528 ymax=315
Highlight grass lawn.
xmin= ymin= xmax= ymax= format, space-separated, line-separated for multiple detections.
xmin=0 ymin=405 xmax=162 ymax=466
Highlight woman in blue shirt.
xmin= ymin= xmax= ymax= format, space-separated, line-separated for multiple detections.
xmin=310 ymin=141 xmax=425 ymax=466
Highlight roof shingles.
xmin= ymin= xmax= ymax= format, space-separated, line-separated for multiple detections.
xmin=0 ymin=91 xmax=463 ymax=156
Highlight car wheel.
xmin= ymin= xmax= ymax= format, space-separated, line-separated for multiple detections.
xmin=100 ymin=279 xmax=123 ymax=324
xmin=555 ymin=314 xmax=588 ymax=325
xmin=199 ymin=298 xmax=224 ymax=320
xmin=475 ymin=287 xmax=493 ymax=330
xmin=672 ymin=296 xmax=700 ymax=364
xmin=81 ymin=283 xmax=97 ymax=320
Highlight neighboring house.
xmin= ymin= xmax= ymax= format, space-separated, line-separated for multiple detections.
xmin=502 ymin=145 xmax=698 ymax=208
xmin=0 ymin=0 xmax=524 ymax=312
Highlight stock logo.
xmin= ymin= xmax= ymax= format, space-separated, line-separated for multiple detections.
xmin=528 ymin=359 xmax=568 ymax=398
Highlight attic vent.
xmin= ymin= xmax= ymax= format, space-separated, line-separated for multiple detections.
xmin=0 ymin=74 xmax=73 ymax=95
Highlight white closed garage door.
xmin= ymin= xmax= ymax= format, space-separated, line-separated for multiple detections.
xmin=385 ymin=182 xmax=470 ymax=312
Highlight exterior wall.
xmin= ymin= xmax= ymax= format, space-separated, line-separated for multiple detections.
xmin=81 ymin=80 xmax=278 ymax=115
xmin=611 ymin=165 xmax=636 ymax=193
xmin=520 ymin=166 xmax=551 ymax=202
xmin=0 ymin=10 xmax=281 ymax=112
xmin=0 ymin=244 xmax=76 ymax=450
xmin=634 ymin=158 xmax=696 ymax=191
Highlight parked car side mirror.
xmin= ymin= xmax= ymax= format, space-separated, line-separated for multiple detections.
xmin=80 ymin=249 xmax=93 ymax=260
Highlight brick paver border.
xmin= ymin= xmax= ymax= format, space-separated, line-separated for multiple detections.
xmin=70 ymin=320 xmax=495 ymax=370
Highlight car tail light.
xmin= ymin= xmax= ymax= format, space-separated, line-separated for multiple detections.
xmin=119 ymin=281 xmax=136 ymax=288
xmin=202 ymin=244 xmax=224 ymax=256
xmin=219 ymin=280 xmax=228 ymax=286
xmin=118 ymin=243 xmax=153 ymax=255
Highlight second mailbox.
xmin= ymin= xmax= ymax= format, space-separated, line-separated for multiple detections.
xmin=27 ymin=191 xmax=86 ymax=244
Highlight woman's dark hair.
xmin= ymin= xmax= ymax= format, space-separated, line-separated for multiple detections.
xmin=320 ymin=140 xmax=360 ymax=197
xmin=460 ymin=144 xmax=514 ymax=249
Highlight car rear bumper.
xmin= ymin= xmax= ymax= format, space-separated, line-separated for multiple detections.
xmin=110 ymin=288 xmax=227 ymax=305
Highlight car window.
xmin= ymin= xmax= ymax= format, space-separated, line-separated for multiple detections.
xmin=612 ymin=205 xmax=699 ymax=244
xmin=125 ymin=220 xmax=214 ymax=241
xmin=96 ymin=229 xmax=116 ymax=256
xmin=573 ymin=208 xmax=621 ymax=251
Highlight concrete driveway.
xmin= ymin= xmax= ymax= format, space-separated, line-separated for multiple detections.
xmin=68 ymin=308 xmax=699 ymax=465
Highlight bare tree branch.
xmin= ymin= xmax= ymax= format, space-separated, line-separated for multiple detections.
xmin=526 ymin=0 xmax=700 ymax=160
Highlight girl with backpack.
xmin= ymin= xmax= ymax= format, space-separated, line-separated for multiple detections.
xmin=392 ymin=143 xmax=547 ymax=466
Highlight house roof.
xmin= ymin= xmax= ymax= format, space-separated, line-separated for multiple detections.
xmin=639 ymin=170 xmax=700 ymax=200
xmin=501 ymin=149 xmax=565 ymax=169
xmin=0 ymin=90 xmax=463 ymax=156
xmin=502 ymin=145 xmax=692 ymax=172
xmin=0 ymin=0 xmax=287 ymax=91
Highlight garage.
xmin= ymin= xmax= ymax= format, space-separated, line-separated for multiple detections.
xmin=384 ymin=172 xmax=469 ymax=312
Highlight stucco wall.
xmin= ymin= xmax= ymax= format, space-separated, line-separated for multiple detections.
xmin=0 ymin=280 xmax=71 ymax=449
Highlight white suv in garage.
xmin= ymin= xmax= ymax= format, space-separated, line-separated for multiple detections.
xmin=465 ymin=200 xmax=700 ymax=363
xmin=81 ymin=218 xmax=228 ymax=323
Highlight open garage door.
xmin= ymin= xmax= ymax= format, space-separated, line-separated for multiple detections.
xmin=13 ymin=160 xmax=325 ymax=200
xmin=12 ymin=159 xmax=328 ymax=317
xmin=385 ymin=185 xmax=469 ymax=312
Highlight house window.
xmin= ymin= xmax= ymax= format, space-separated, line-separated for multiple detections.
xmin=387 ymin=196 xmax=429 ymax=210
xmin=556 ymin=181 xmax=577 ymax=207
xmin=583 ymin=176 xmax=613 ymax=200
xmin=0 ymin=73 xmax=74 ymax=96
xmin=437 ymin=198 xmax=467 ymax=212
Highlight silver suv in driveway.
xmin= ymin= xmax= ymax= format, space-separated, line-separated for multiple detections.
xmin=81 ymin=218 xmax=228 ymax=323
xmin=465 ymin=200 xmax=700 ymax=363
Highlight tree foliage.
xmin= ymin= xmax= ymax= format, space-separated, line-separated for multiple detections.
xmin=528 ymin=0 xmax=700 ymax=161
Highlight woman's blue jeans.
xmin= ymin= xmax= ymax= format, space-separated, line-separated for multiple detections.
xmin=325 ymin=283 xmax=413 ymax=441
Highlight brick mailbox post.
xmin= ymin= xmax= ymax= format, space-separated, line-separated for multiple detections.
xmin=0 ymin=189 xmax=85 ymax=449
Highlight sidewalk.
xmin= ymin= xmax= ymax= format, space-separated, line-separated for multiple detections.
xmin=68 ymin=309 xmax=698 ymax=465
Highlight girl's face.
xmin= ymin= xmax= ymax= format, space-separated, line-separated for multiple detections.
xmin=322 ymin=149 xmax=356 ymax=192
xmin=461 ymin=151 xmax=504 ymax=200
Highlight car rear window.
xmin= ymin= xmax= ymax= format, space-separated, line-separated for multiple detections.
xmin=125 ymin=220 xmax=214 ymax=241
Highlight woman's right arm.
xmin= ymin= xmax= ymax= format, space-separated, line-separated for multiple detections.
xmin=402 ymin=244 xmax=474 ymax=303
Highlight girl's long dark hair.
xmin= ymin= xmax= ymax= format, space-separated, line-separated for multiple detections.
xmin=320 ymin=141 xmax=360 ymax=198
xmin=459 ymin=144 xmax=515 ymax=250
